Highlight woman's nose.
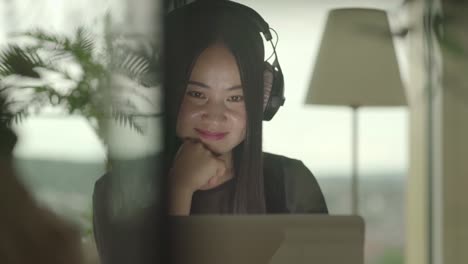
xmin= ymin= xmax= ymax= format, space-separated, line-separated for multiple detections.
xmin=201 ymin=101 xmax=227 ymax=122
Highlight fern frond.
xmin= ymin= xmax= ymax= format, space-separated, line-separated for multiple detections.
xmin=20 ymin=29 xmax=67 ymax=46
xmin=11 ymin=109 xmax=27 ymax=126
xmin=68 ymin=27 xmax=95 ymax=63
xmin=75 ymin=27 xmax=95 ymax=52
xmin=0 ymin=45 xmax=44 ymax=78
xmin=112 ymin=51 xmax=150 ymax=82
xmin=111 ymin=110 xmax=144 ymax=134
xmin=0 ymin=107 xmax=28 ymax=128
xmin=109 ymin=99 xmax=145 ymax=134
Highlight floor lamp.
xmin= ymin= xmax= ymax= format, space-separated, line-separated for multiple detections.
xmin=305 ymin=8 xmax=407 ymax=215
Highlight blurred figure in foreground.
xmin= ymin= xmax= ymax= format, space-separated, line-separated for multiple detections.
xmin=0 ymin=95 xmax=84 ymax=264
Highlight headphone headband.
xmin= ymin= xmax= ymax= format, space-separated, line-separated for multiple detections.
xmin=214 ymin=1 xmax=273 ymax=41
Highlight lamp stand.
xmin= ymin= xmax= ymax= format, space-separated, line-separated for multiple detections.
xmin=351 ymin=105 xmax=359 ymax=215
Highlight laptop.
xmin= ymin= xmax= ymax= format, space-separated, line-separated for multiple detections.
xmin=170 ymin=215 xmax=365 ymax=264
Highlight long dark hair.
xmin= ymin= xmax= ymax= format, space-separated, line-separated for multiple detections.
xmin=164 ymin=1 xmax=266 ymax=213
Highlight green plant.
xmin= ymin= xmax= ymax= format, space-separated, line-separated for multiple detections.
xmin=0 ymin=15 xmax=160 ymax=146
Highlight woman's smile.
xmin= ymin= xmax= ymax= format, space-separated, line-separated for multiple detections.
xmin=195 ymin=128 xmax=229 ymax=140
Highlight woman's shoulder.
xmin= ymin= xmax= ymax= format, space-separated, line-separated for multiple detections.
xmin=93 ymin=152 xmax=164 ymax=194
xmin=263 ymin=152 xmax=312 ymax=177
xmin=93 ymin=172 xmax=109 ymax=197
xmin=263 ymin=152 xmax=303 ymax=165
xmin=263 ymin=152 xmax=328 ymax=214
xmin=93 ymin=172 xmax=111 ymax=204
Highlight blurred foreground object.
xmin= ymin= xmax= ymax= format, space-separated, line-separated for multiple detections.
xmin=0 ymin=96 xmax=84 ymax=264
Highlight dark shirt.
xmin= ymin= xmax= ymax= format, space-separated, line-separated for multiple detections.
xmin=190 ymin=177 xmax=235 ymax=214
xmin=92 ymin=152 xmax=328 ymax=264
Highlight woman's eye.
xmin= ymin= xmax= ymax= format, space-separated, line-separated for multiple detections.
xmin=228 ymin=95 xmax=244 ymax=102
xmin=187 ymin=91 xmax=205 ymax=98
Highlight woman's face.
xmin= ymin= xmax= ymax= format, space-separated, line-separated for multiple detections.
xmin=176 ymin=42 xmax=246 ymax=155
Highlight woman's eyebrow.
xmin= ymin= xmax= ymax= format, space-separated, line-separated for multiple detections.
xmin=227 ymin=85 xmax=243 ymax=91
xmin=188 ymin=80 xmax=242 ymax=90
xmin=188 ymin=80 xmax=210 ymax=88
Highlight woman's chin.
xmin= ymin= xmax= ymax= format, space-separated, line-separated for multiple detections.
xmin=199 ymin=141 xmax=231 ymax=155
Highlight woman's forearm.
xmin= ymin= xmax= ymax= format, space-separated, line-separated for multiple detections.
xmin=168 ymin=187 xmax=193 ymax=216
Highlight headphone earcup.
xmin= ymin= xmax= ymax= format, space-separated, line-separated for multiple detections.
xmin=263 ymin=61 xmax=285 ymax=121
xmin=263 ymin=62 xmax=274 ymax=112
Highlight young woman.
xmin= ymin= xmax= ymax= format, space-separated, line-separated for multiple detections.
xmin=93 ymin=0 xmax=328 ymax=263
xmin=163 ymin=0 xmax=328 ymax=215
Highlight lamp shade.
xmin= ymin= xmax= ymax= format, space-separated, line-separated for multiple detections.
xmin=305 ymin=8 xmax=407 ymax=107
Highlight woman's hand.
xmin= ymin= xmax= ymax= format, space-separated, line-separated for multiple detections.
xmin=168 ymin=138 xmax=226 ymax=215
xmin=170 ymin=138 xmax=226 ymax=192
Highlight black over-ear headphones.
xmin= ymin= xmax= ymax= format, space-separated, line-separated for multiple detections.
xmin=170 ymin=0 xmax=286 ymax=121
